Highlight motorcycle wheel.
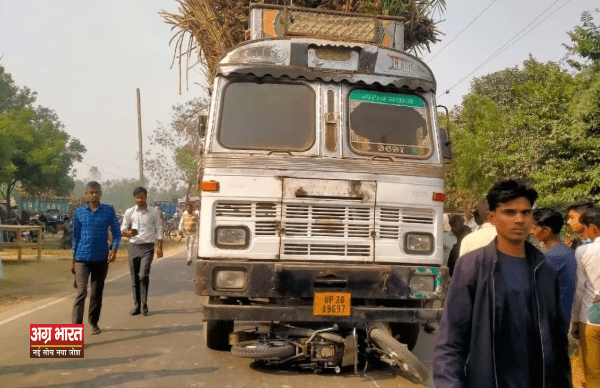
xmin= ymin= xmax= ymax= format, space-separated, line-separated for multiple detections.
xmin=369 ymin=327 xmax=429 ymax=384
xmin=231 ymin=340 xmax=295 ymax=360
xmin=204 ymin=319 xmax=234 ymax=350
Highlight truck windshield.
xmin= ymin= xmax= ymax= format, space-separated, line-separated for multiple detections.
xmin=218 ymin=81 xmax=316 ymax=151
xmin=348 ymin=90 xmax=432 ymax=158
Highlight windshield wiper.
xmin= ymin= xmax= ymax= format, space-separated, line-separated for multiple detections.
xmin=266 ymin=151 xmax=293 ymax=156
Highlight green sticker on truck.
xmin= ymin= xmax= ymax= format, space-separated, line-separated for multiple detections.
xmin=350 ymin=90 xmax=425 ymax=108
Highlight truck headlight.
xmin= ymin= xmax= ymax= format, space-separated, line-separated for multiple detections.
xmin=215 ymin=226 xmax=250 ymax=249
xmin=214 ymin=269 xmax=247 ymax=290
xmin=404 ymin=232 xmax=433 ymax=254
xmin=410 ymin=275 xmax=435 ymax=292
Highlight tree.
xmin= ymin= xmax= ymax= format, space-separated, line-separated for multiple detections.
xmin=0 ymin=65 xmax=85 ymax=219
xmin=87 ymin=166 xmax=102 ymax=182
xmin=444 ymin=94 xmax=504 ymax=208
xmin=447 ymin=11 xmax=600 ymax=209
xmin=564 ymin=9 xmax=600 ymax=70
xmin=144 ymin=98 xmax=208 ymax=198
xmin=0 ymin=65 xmax=36 ymax=113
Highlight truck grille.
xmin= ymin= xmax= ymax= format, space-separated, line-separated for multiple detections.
xmin=214 ymin=201 xmax=436 ymax=258
xmin=215 ymin=201 xmax=279 ymax=236
xmin=283 ymin=243 xmax=370 ymax=256
xmin=376 ymin=207 xmax=434 ymax=240
xmin=282 ymin=203 xmax=373 ymax=259
xmin=283 ymin=204 xmax=371 ymax=238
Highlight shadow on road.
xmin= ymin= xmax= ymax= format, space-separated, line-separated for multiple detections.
xmin=84 ymin=324 xmax=203 ymax=350
xmin=247 ymin=359 xmax=426 ymax=387
xmin=18 ymin=366 xmax=219 ymax=388
xmin=250 ymin=361 xmax=424 ymax=388
xmin=2 ymin=353 xmax=160 ymax=377
xmin=145 ymin=307 xmax=203 ymax=315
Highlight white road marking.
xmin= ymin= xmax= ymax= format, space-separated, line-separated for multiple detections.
xmin=364 ymin=374 xmax=380 ymax=387
xmin=0 ymin=249 xmax=184 ymax=327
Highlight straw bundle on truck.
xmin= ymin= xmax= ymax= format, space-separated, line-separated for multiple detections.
xmin=160 ymin=0 xmax=445 ymax=93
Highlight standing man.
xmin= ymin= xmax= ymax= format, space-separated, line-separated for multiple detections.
xmin=72 ymin=181 xmax=121 ymax=335
xmin=571 ymin=207 xmax=600 ymax=387
xmin=566 ymin=201 xmax=596 ymax=249
xmin=531 ymin=207 xmax=577 ymax=324
xmin=121 ymin=187 xmax=163 ymax=316
xmin=459 ymin=197 xmax=497 ymax=256
xmin=446 ymin=214 xmax=472 ymax=277
xmin=179 ymin=202 xmax=199 ymax=266
xmin=433 ymin=179 xmax=571 ymax=388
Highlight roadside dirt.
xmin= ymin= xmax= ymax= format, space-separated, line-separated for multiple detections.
xmin=0 ymin=233 xmax=185 ymax=310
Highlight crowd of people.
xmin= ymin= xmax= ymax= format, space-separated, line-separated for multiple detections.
xmin=436 ymin=179 xmax=600 ymax=388
xmin=70 ymin=182 xmax=199 ymax=334
xmin=66 ymin=178 xmax=600 ymax=386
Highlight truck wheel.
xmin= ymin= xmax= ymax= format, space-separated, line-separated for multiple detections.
xmin=204 ymin=320 xmax=234 ymax=350
xmin=231 ymin=340 xmax=295 ymax=360
xmin=390 ymin=322 xmax=420 ymax=351
xmin=369 ymin=327 xmax=429 ymax=384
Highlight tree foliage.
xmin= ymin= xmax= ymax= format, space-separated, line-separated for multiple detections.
xmin=72 ymin=178 xmax=184 ymax=214
xmin=447 ymin=11 xmax=600 ymax=210
xmin=0 ymin=65 xmax=85 ymax=219
xmin=564 ymin=9 xmax=600 ymax=70
xmin=144 ymin=98 xmax=208 ymax=197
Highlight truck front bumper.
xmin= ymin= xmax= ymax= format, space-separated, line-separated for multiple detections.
xmin=202 ymin=304 xmax=442 ymax=323
xmin=196 ymin=260 xmax=448 ymax=324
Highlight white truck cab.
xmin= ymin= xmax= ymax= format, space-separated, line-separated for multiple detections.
xmin=195 ymin=5 xmax=450 ymax=364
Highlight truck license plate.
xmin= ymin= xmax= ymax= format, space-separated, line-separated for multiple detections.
xmin=313 ymin=292 xmax=351 ymax=316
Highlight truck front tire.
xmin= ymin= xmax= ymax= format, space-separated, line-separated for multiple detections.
xmin=390 ymin=322 xmax=420 ymax=351
xmin=204 ymin=320 xmax=234 ymax=350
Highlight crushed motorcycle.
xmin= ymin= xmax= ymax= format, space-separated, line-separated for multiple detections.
xmin=229 ymin=321 xmax=429 ymax=383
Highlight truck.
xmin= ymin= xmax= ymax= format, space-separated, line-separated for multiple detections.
xmin=194 ymin=4 xmax=451 ymax=383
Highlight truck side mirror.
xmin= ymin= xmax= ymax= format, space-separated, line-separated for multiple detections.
xmin=198 ymin=115 xmax=208 ymax=137
xmin=439 ymin=128 xmax=452 ymax=160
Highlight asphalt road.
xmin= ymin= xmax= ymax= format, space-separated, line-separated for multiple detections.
xmin=0 ymin=251 xmax=437 ymax=388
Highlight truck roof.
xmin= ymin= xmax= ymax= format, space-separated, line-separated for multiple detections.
xmin=217 ymin=38 xmax=436 ymax=92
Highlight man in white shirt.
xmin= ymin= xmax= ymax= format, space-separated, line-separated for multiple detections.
xmin=570 ymin=207 xmax=600 ymax=387
xmin=459 ymin=197 xmax=497 ymax=256
xmin=121 ymin=187 xmax=163 ymax=316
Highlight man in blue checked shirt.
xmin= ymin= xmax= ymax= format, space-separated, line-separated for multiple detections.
xmin=71 ymin=181 xmax=121 ymax=335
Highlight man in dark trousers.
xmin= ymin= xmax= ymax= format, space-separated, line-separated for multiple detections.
xmin=433 ymin=179 xmax=571 ymax=388
xmin=121 ymin=187 xmax=163 ymax=316
xmin=71 ymin=181 xmax=121 ymax=335
xmin=446 ymin=214 xmax=472 ymax=277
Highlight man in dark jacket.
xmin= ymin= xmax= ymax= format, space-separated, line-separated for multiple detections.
xmin=433 ymin=179 xmax=572 ymax=388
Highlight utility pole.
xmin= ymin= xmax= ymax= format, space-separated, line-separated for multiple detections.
xmin=136 ymin=88 xmax=144 ymax=186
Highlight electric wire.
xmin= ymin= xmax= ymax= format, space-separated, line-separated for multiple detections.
xmin=481 ymin=0 xmax=574 ymax=67
xmin=79 ymin=161 xmax=131 ymax=180
xmin=437 ymin=0 xmax=565 ymax=98
xmin=426 ymin=0 xmax=497 ymax=64
xmin=85 ymin=154 xmax=139 ymax=172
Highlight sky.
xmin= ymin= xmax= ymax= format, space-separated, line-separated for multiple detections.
xmin=0 ymin=0 xmax=597 ymax=184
